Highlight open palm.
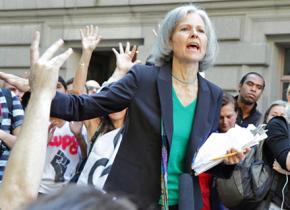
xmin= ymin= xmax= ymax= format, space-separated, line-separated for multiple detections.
xmin=80 ymin=25 xmax=102 ymax=51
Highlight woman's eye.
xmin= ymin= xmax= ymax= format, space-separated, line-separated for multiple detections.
xmin=180 ymin=27 xmax=189 ymax=31
xmin=198 ymin=28 xmax=205 ymax=33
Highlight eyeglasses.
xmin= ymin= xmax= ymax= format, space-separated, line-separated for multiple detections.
xmin=87 ymin=86 xmax=99 ymax=91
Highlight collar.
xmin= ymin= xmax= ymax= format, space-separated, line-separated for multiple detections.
xmin=234 ymin=95 xmax=259 ymax=116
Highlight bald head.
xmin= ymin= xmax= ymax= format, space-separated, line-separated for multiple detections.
xmin=86 ymin=80 xmax=100 ymax=95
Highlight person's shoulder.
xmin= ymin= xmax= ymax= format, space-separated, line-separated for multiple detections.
xmin=130 ymin=63 xmax=160 ymax=78
xmin=267 ymin=116 xmax=289 ymax=131
xmin=268 ymin=115 xmax=288 ymax=124
xmin=131 ymin=63 xmax=159 ymax=72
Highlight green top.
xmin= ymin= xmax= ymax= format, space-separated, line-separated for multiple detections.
xmin=167 ymin=88 xmax=197 ymax=206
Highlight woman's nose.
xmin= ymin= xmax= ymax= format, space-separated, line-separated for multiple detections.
xmin=190 ymin=29 xmax=198 ymax=37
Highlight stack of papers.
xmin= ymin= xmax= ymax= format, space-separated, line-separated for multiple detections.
xmin=191 ymin=124 xmax=267 ymax=176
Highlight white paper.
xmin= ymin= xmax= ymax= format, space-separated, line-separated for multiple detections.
xmin=191 ymin=124 xmax=267 ymax=176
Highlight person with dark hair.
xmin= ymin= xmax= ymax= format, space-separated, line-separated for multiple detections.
xmin=57 ymin=76 xmax=67 ymax=91
xmin=25 ymin=185 xmax=136 ymax=210
xmin=65 ymin=77 xmax=74 ymax=93
xmin=76 ymin=108 xmax=127 ymax=188
xmin=239 ymin=72 xmax=265 ymax=89
xmin=235 ymin=72 xmax=265 ymax=127
xmin=50 ymin=4 xmax=248 ymax=210
xmin=199 ymin=93 xmax=237 ymax=210
xmin=219 ymin=93 xmax=237 ymax=133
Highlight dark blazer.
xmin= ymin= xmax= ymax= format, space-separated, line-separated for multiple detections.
xmin=263 ymin=116 xmax=290 ymax=209
xmin=265 ymin=116 xmax=290 ymax=170
xmin=51 ymin=63 xmax=233 ymax=210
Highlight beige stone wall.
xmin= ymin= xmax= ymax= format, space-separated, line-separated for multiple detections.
xmin=1 ymin=0 xmax=290 ymax=111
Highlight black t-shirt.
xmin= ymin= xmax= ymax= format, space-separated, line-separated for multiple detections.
xmin=234 ymin=96 xmax=262 ymax=127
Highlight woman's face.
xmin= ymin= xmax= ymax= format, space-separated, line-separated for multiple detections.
xmin=266 ymin=105 xmax=286 ymax=123
xmin=170 ymin=12 xmax=208 ymax=64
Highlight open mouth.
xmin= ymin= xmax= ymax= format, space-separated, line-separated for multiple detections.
xmin=187 ymin=42 xmax=200 ymax=50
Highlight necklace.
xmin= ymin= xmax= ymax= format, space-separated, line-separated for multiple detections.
xmin=171 ymin=73 xmax=197 ymax=85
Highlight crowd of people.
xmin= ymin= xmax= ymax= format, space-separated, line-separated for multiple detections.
xmin=0 ymin=3 xmax=289 ymax=210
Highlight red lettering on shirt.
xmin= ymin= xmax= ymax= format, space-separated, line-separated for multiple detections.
xmin=50 ymin=136 xmax=62 ymax=147
xmin=48 ymin=135 xmax=80 ymax=155
xmin=69 ymin=140 xmax=78 ymax=155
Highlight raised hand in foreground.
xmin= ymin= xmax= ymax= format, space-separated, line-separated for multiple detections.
xmin=29 ymin=31 xmax=73 ymax=98
xmin=0 ymin=31 xmax=72 ymax=210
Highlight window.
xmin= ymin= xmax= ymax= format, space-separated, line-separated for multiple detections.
xmin=281 ymin=48 xmax=290 ymax=101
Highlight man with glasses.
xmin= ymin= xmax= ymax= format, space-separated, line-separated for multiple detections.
xmin=86 ymin=80 xmax=100 ymax=95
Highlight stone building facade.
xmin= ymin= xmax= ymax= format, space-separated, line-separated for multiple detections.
xmin=1 ymin=0 xmax=290 ymax=111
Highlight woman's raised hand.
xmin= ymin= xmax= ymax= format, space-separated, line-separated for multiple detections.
xmin=80 ymin=25 xmax=102 ymax=52
xmin=112 ymin=42 xmax=140 ymax=73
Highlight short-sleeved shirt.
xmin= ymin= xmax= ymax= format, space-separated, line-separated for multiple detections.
xmin=0 ymin=89 xmax=24 ymax=181
xmin=39 ymin=122 xmax=88 ymax=194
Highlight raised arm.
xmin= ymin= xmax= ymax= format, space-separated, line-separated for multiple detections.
xmin=0 ymin=72 xmax=29 ymax=92
xmin=0 ymin=31 xmax=72 ymax=210
xmin=106 ymin=42 xmax=139 ymax=84
xmin=69 ymin=121 xmax=87 ymax=159
xmin=50 ymin=42 xmax=141 ymax=122
xmin=71 ymin=25 xmax=101 ymax=95
xmin=50 ymin=65 xmax=141 ymax=121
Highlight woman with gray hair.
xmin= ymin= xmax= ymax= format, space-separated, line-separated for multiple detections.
xmin=50 ymin=4 xmax=247 ymax=210
xmin=262 ymin=106 xmax=290 ymax=209
xmin=263 ymin=100 xmax=287 ymax=124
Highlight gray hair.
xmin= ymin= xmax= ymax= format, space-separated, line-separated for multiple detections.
xmin=149 ymin=4 xmax=218 ymax=71
xmin=263 ymin=100 xmax=287 ymax=124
